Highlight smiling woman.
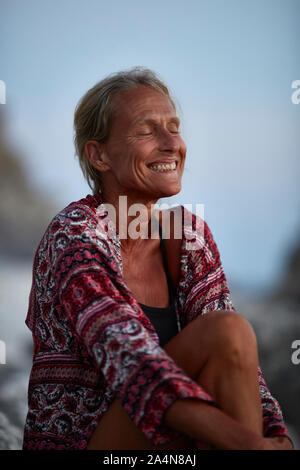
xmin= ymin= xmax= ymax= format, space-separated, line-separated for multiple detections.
xmin=22 ymin=67 xmax=294 ymax=451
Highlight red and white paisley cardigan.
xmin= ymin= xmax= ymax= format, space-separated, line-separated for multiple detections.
xmin=22 ymin=192 xmax=292 ymax=450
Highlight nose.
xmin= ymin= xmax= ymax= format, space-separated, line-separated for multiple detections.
xmin=157 ymin=128 xmax=180 ymax=153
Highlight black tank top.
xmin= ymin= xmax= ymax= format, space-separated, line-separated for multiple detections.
xmin=138 ymin=224 xmax=179 ymax=347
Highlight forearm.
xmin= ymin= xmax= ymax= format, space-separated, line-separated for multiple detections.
xmin=164 ymin=398 xmax=264 ymax=450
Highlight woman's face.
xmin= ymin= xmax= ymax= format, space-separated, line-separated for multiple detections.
xmin=101 ymin=85 xmax=186 ymax=201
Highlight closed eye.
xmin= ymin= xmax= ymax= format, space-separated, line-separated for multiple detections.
xmin=136 ymin=123 xmax=180 ymax=136
xmin=167 ymin=123 xmax=180 ymax=135
xmin=136 ymin=126 xmax=153 ymax=136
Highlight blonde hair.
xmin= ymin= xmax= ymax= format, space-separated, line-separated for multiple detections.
xmin=73 ymin=66 xmax=177 ymax=195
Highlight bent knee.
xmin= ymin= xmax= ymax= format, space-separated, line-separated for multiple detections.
xmin=164 ymin=310 xmax=258 ymax=378
xmin=199 ymin=310 xmax=259 ymax=365
xmin=202 ymin=310 xmax=257 ymax=340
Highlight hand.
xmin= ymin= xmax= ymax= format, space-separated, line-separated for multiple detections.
xmin=260 ymin=436 xmax=294 ymax=450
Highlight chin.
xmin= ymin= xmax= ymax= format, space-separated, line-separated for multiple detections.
xmin=157 ymin=184 xmax=181 ymax=198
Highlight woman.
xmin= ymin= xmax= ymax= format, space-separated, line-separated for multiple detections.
xmin=23 ymin=67 xmax=294 ymax=450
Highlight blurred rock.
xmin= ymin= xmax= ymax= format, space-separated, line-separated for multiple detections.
xmin=231 ymin=288 xmax=300 ymax=448
xmin=0 ymin=359 xmax=31 ymax=450
xmin=0 ymin=109 xmax=58 ymax=449
xmin=267 ymin=229 xmax=300 ymax=308
xmin=0 ymin=109 xmax=59 ymax=260
xmin=0 ymin=412 xmax=23 ymax=450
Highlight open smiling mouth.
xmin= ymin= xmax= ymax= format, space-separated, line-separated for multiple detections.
xmin=147 ymin=161 xmax=177 ymax=173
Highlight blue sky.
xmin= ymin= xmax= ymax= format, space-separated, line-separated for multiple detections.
xmin=1 ymin=0 xmax=300 ymax=294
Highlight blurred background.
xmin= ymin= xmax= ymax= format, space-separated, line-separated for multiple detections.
xmin=0 ymin=0 xmax=299 ymax=449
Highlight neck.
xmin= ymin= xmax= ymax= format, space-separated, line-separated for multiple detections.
xmin=99 ymin=187 xmax=161 ymax=251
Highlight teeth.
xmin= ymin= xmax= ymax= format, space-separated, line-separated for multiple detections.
xmin=149 ymin=162 xmax=176 ymax=172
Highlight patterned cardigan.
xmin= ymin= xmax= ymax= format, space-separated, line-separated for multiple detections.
xmin=22 ymin=192 xmax=292 ymax=450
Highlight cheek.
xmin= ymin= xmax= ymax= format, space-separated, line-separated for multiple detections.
xmin=131 ymin=142 xmax=154 ymax=164
xmin=180 ymin=144 xmax=187 ymax=163
xmin=180 ymin=137 xmax=187 ymax=153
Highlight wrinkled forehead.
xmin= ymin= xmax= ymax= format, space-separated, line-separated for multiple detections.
xmin=111 ymin=85 xmax=177 ymax=124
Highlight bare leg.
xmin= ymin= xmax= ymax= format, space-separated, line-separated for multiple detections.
xmin=165 ymin=312 xmax=263 ymax=449
xmin=196 ymin=342 xmax=262 ymax=435
xmin=87 ymin=311 xmax=263 ymax=450
xmin=163 ymin=311 xmax=263 ymax=449
xmin=192 ymin=360 xmax=262 ymax=450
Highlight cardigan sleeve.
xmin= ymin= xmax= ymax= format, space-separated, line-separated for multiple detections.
xmin=258 ymin=366 xmax=294 ymax=447
xmin=49 ymin=214 xmax=218 ymax=446
xmin=182 ymin=213 xmax=237 ymax=319
xmin=183 ymin=212 xmax=293 ymax=447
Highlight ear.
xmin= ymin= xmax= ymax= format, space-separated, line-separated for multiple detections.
xmin=84 ymin=140 xmax=111 ymax=172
